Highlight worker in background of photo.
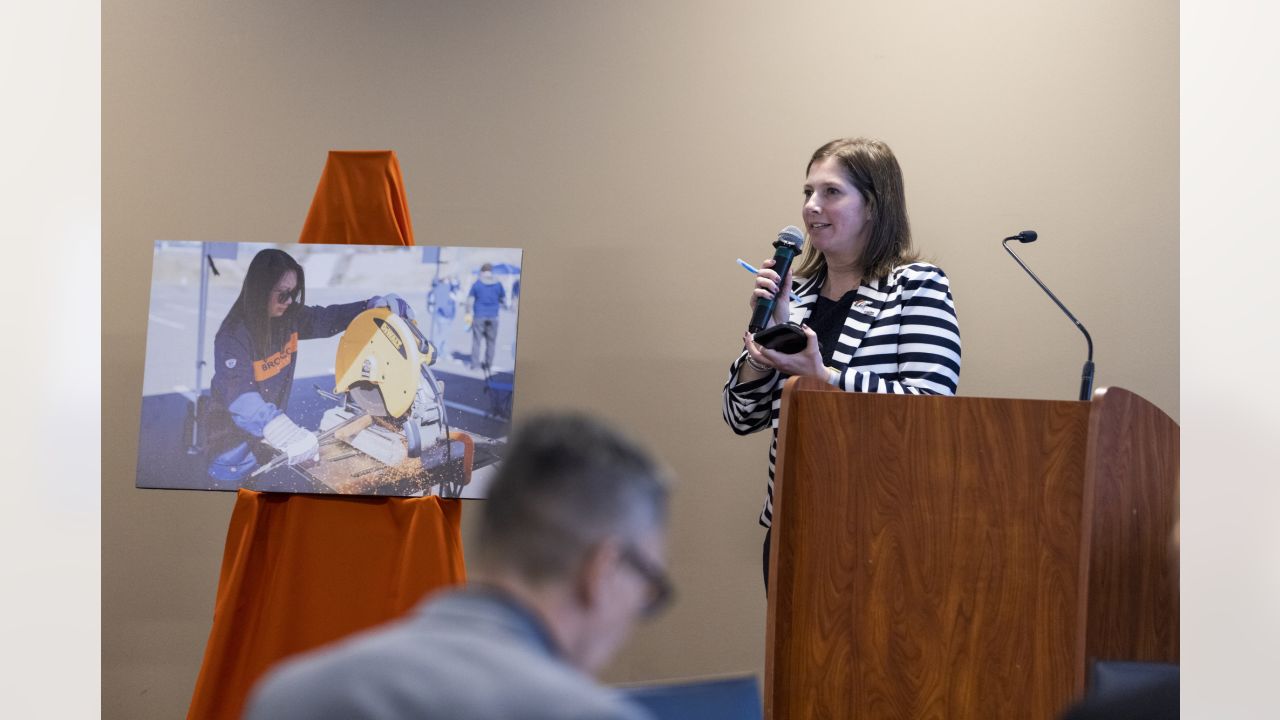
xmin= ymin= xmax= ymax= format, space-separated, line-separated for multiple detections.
xmin=205 ymin=248 xmax=413 ymax=482
xmin=428 ymin=275 xmax=460 ymax=363
xmin=465 ymin=262 xmax=506 ymax=371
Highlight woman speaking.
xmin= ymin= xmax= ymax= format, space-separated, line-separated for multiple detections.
xmin=722 ymin=138 xmax=962 ymax=585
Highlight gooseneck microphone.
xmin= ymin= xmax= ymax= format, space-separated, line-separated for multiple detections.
xmin=748 ymin=226 xmax=805 ymax=332
xmin=1002 ymin=230 xmax=1096 ymax=401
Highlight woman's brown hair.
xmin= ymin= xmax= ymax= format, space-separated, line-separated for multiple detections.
xmin=792 ymin=137 xmax=919 ymax=282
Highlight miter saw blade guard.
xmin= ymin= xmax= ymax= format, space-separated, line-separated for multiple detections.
xmin=331 ymin=308 xmax=451 ymax=460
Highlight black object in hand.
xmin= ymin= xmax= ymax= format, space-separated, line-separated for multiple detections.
xmin=753 ymin=322 xmax=807 ymax=354
xmin=747 ymin=226 xmax=806 ymax=332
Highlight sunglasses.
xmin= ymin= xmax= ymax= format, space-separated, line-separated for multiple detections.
xmin=273 ymin=286 xmax=301 ymax=304
xmin=621 ymin=544 xmax=674 ymax=619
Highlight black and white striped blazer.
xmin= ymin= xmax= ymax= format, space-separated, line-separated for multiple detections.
xmin=722 ymin=262 xmax=961 ymax=527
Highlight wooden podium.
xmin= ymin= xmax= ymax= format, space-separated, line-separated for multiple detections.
xmin=764 ymin=379 xmax=1178 ymax=719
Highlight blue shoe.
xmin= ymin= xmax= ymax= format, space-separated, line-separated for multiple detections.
xmin=208 ymin=442 xmax=259 ymax=482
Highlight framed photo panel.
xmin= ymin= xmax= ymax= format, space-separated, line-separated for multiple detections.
xmin=135 ymin=241 xmax=523 ymax=498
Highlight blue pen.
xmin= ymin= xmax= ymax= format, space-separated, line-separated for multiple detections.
xmin=737 ymin=258 xmax=801 ymax=303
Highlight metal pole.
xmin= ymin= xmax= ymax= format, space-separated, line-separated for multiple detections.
xmin=187 ymin=243 xmax=212 ymax=455
xmin=195 ymin=242 xmax=211 ymax=393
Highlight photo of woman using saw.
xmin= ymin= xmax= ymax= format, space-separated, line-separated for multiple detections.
xmin=205 ymin=248 xmax=413 ymax=482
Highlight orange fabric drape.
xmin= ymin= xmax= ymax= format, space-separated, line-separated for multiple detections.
xmin=298 ymin=150 xmax=416 ymax=246
xmin=187 ymin=151 xmax=465 ymax=720
xmin=186 ymin=491 xmax=465 ymax=720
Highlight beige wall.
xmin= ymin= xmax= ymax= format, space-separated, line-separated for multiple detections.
xmin=103 ymin=1 xmax=1177 ymax=717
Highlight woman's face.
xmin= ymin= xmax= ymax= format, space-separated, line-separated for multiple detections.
xmin=267 ymin=270 xmax=299 ymax=318
xmin=802 ymin=156 xmax=872 ymax=264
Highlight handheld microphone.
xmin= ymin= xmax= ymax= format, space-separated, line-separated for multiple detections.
xmin=1001 ymin=230 xmax=1095 ymax=401
xmin=748 ymin=226 xmax=805 ymax=332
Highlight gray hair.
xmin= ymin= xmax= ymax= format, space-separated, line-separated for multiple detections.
xmin=474 ymin=412 xmax=670 ymax=583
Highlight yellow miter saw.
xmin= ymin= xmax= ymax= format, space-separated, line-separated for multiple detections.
xmin=321 ymin=307 xmax=452 ymax=471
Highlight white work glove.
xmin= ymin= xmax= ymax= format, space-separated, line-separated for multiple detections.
xmin=262 ymin=414 xmax=319 ymax=465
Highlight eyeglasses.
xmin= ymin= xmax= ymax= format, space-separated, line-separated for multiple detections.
xmin=274 ymin=287 xmax=300 ymax=304
xmin=621 ymin=544 xmax=674 ymax=619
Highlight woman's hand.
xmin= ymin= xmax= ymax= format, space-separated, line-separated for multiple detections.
xmin=747 ymin=258 xmax=793 ymax=329
xmin=368 ymin=293 xmax=416 ymax=321
xmin=741 ymin=324 xmax=827 ymax=380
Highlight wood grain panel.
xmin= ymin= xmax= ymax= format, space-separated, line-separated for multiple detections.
xmin=766 ymin=378 xmax=1092 ymax=719
xmin=1081 ymin=387 xmax=1180 ymax=664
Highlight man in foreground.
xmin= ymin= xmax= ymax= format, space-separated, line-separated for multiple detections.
xmin=244 ymin=412 xmax=673 ymax=720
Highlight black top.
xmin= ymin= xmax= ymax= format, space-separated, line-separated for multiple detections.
xmin=806 ymin=290 xmax=859 ymax=365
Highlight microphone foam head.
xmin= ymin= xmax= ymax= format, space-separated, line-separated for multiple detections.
xmin=1019 ymin=230 xmax=1038 ymax=243
xmin=778 ymin=225 xmax=805 ymax=250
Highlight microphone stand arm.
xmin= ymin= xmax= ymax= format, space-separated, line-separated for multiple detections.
xmin=1002 ymin=238 xmax=1095 ymax=401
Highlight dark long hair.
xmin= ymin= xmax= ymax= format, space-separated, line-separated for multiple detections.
xmin=218 ymin=249 xmax=305 ymax=356
xmin=792 ymin=137 xmax=920 ymax=282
